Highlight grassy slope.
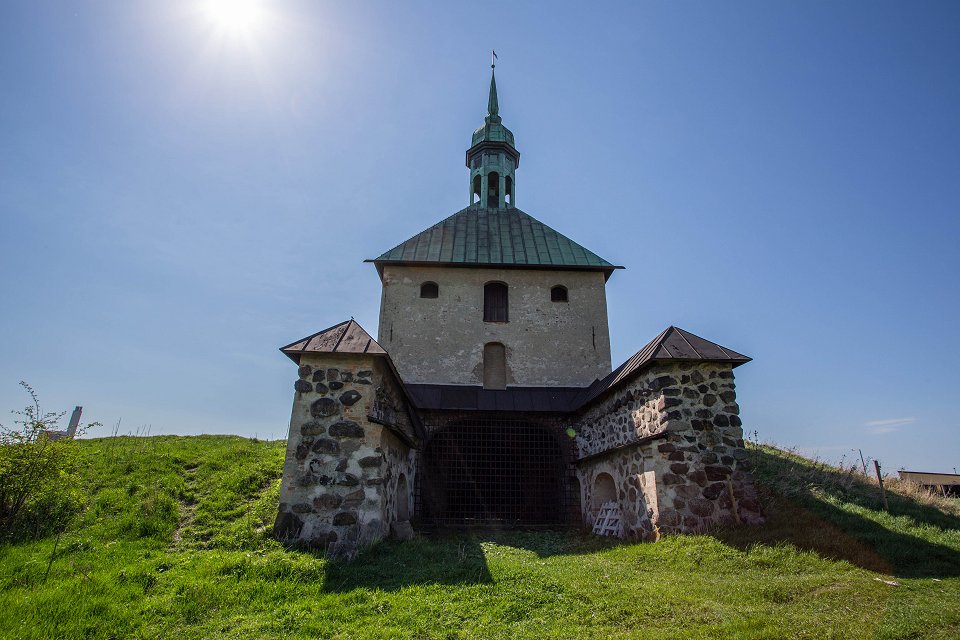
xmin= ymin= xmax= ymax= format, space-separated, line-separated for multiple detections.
xmin=0 ymin=436 xmax=956 ymax=640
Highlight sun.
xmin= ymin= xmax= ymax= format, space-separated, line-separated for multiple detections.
xmin=203 ymin=0 xmax=265 ymax=37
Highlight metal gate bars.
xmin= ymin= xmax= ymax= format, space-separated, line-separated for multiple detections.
xmin=417 ymin=417 xmax=575 ymax=527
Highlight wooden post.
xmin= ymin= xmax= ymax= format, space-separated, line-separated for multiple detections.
xmin=858 ymin=449 xmax=869 ymax=476
xmin=874 ymin=460 xmax=889 ymax=512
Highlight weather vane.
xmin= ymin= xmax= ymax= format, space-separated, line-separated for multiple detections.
xmin=492 ymin=49 xmax=497 ymax=69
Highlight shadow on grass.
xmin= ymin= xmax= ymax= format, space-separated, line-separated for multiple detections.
xmin=322 ymin=529 xmax=614 ymax=593
xmin=713 ymin=447 xmax=960 ymax=579
xmin=323 ymin=536 xmax=493 ymax=592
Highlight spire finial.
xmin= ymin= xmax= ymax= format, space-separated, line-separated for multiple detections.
xmin=487 ymin=50 xmax=499 ymax=118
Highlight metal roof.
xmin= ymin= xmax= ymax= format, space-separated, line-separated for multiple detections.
xmin=470 ymin=67 xmax=516 ymax=149
xmin=899 ymin=471 xmax=960 ymax=485
xmin=367 ymin=205 xmax=623 ymax=278
xmin=280 ymin=319 xmax=387 ymax=363
xmin=578 ymin=326 xmax=751 ymax=405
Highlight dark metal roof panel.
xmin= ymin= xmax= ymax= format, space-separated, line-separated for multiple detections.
xmin=405 ymin=384 xmax=585 ymax=413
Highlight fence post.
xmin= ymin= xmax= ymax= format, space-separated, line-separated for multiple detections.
xmin=874 ymin=460 xmax=889 ymax=512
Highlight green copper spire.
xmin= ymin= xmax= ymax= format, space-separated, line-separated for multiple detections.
xmin=487 ymin=66 xmax=499 ymax=119
xmin=466 ymin=57 xmax=520 ymax=209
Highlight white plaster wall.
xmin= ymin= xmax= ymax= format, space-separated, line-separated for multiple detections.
xmin=377 ymin=265 xmax=612 ymax=387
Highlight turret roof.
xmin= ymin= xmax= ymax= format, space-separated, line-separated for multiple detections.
xmin=471 ymin=67 xmax=516 ymax=149
xmin=280 ymin=319 xmax=386 ymax=363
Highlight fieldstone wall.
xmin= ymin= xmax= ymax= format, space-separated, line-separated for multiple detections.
xmin=274 ymin=354 xmax=417 ymax=558
xmin=380 ymin=428 xmax=416 ymax=525
xmin=575 ymin=369 xmax=671 ymax=458
xmin=574 ymin=362 xmax=762 ymax=537
xmin=578 ymin=453 xmax=658 ymax=540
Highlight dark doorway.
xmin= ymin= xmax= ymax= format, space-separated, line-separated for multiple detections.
xmin=418 ymin=419 xmax=573 ymax=527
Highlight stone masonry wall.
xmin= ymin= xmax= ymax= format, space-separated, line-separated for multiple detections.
xmin=274 ymin=353 xmax=416 ymax=558
xmin=574 ymin=362 xmax=762 ymax=537
xmin=577 ymin=450 xmax=658 ymax=540
xmin=575 ymin=368 xmax=670 ymax=458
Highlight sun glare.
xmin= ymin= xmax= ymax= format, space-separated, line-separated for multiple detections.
xmin=203 ymin=0 xmax=265 ymax=36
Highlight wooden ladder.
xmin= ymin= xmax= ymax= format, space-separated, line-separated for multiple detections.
xmin=592 ymin=501 xmax=624 ymax=538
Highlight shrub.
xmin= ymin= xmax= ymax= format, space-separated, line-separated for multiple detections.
xmin=0 ymin=382 xmax=93 ymax=541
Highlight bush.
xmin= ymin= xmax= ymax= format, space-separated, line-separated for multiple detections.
xmin=0 ymin=382 xmax=93 ymax=541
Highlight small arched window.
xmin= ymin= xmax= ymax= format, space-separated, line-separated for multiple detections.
xmin=551 ymin=285 xmax=568 ymax=302
xmin=420 ymin=282 xmax=438 ymax=299
xmin=483 ymin=342 xmax=507 ymax=390
xmin=484 ymin=282 xmax=508 ymax=322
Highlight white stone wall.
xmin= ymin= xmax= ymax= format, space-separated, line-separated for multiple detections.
xmin=377 ymin=265 xmax=612 ymax=387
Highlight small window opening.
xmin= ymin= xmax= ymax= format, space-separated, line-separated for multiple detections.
xmin=487 ymin=171 xmax=500 ymax=207
xmin=505 ymin=175 xmax=513 ymax=205
xmin=472 ymin=174 xmax=481 ymax=204
xmin=484 ymin=282 xmax=508 ymax=322
xmin=551 ymin=285 xmax=568 ymax=302
xmin=483 ymin=342 xmax=507 ymax=390
xmin=420 ymin=282 xmax=438 ymax=299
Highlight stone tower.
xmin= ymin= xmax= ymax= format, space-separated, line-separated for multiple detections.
xmin=372 ymin=67 xmax=621 ymax=389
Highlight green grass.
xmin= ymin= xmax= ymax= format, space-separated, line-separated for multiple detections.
xmin=0 ymin=435 xmax=957 ymax=639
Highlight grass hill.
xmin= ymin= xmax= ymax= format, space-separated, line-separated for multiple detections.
xmin=0 ymin=435 xmax=957 ymax=639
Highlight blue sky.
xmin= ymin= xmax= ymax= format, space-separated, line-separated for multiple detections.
xmin=1 ymin=1 xmax=958 ymax=473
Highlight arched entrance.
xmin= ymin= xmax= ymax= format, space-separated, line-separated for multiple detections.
xmin=419 ymin=419 xmax=572 ymax=527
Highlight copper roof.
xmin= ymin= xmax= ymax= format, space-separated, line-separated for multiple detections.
xmin=367 ymin=205 xmax=623 ymax=279
xmin=280 ymin=319 xmax=386 ymax=363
